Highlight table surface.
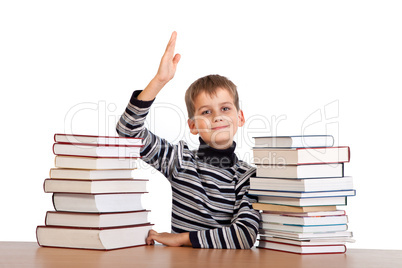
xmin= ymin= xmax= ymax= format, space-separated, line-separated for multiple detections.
xmin=1 ymin=242 xmax=402 ymax=268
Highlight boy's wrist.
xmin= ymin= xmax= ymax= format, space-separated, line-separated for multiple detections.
xmin=137 ymin=77 xmax=166 ymax=101
xmin=179 ymin=232 xmax=192 ymax=247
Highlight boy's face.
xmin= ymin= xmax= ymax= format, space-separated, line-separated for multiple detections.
xmin=188 ymin=87 xmax=245 ymax=150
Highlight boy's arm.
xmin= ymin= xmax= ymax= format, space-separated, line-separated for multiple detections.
xmin=137 ymin=31 xmax=181 ymax=101
xmin=189 ymin=171 xmax=260 ymax=249
xmin=116 ymin=32 xmax=181 ymax=179
xmin=146 ymin=171 xmax=260 ymax=249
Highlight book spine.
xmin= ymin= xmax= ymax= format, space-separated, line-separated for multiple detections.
xmin=342 ymin=163 xmax=344 ymax=177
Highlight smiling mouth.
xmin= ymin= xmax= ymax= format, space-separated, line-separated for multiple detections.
xmin=212 ymin=125 xmax=229 ymax=131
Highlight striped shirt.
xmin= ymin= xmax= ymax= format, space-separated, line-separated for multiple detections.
xmin=116 ymin=90 xmax=260 ymax=249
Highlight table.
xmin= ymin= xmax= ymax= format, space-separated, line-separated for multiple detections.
xmin=1 ymin=242 xmax=401 ymax=268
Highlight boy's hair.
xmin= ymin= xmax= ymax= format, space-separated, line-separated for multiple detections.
xmin=185 ymin=74 xmax=240 ymax=119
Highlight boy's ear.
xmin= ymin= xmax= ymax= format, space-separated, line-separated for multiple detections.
xmin=238 ymin=109 xmax=245 ymax=127
xmin=187 ymin=118 xmax=199 ymax=135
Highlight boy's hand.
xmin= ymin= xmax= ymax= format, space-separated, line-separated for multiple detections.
xmin=138 ymin=31 xmax=181 ymax=101
xmin=146 ymin=229 xmax=192 ymax=247
xmin=154 ymin=31 xmax=181 ymax=86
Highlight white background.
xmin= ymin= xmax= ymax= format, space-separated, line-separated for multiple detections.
xmin=1 ymin=1 xmax=401 ymax=250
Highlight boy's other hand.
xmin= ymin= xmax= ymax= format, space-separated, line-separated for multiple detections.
xmin=146 ymin=229 xmax=191 ymax=247
xmin=154 ymin=31 xmax=181 ymax=86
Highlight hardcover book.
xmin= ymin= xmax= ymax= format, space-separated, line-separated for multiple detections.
xmin=54 ymin=133 xmax=142 ymax=146
xmin=253 ymin=135 xmax=334 ymax=148
xmin=36 ymin=224 xmax=153 ymax=250
xmin=252 ymin=147 xmax=350 ymax=165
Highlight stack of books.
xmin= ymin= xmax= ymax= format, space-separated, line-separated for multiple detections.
xmin=36 ymin=134 xmax=153 ymax=250
xmin=250 ymin=135 xmax=355 ymax=254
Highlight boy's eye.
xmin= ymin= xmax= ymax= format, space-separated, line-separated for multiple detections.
xmin=222 ymin=107 xmax=230 ymax=111
xmin=202 ymin=110 xmax=211 ymax=115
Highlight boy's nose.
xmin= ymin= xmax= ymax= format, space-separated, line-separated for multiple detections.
xmin=214 ymin=116 xmax=223 ymax=122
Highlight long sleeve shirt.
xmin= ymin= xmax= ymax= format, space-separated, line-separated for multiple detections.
xmin=116 ymin=90 xmax=260 ymax=249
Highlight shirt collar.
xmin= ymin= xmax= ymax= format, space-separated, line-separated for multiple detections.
xmin=196 ymin=137 xmax=237 ymax=168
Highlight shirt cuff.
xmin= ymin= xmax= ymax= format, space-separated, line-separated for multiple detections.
xmin=189 ymin=231 xmax=201 ymax=248
xmin=130 ymin=90 xmax=155 ymax=109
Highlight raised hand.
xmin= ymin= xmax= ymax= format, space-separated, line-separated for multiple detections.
xmin=154 ymin=31 xmax=181 ymax=85
xmin=138 ymin=31 xmax=181 ymax=101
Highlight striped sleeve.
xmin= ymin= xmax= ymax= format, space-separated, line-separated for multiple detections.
xmin=189 ymin=170 xmax=261 ymax=249
xmin=116 ymin=90 xmax=179 ymax=179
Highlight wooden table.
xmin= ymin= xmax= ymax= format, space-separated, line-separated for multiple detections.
xmin=1 ymin=242 xmax=401 ymax=268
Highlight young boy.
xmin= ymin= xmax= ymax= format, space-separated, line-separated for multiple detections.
xmin=116 ymin=32 xmax=260 ymax=249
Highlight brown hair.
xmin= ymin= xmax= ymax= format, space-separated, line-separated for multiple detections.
xmin=185 ymin=74 xmax=240 ymax=119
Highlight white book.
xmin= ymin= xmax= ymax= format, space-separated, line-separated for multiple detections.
xmin=253 ymin=135 xmax=334 ymax=148
xmin=45 ymin=210 xmax=150 ymax=228
xmin=37 ymin=224 xmax=153 ymax=250
xmin=49 ymin=168 xmax=134 ymax=180
xmin=257 ymin=240 xmax=346 ymax=254
xmin=54 ymin=133 xmax=142 ymax=146
xmin=250 ymin=177 xmax=354 ymax=192
xmin=52 ymin=193 xmax=145 ymax=213
xmin=44 ymin=179 xmax=148 ymax=194
xmin=255 ymin=163 xmax=344 ymax=179
xmin=53 ymin=143 xmax=141 ymax=158
xmin=55 ymin=156 xmax=138 ymax=170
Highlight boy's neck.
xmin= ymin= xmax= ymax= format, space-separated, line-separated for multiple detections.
xmin=196 ymin=137 xmax=237 ymax=168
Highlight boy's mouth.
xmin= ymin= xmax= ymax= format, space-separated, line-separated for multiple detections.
xmin=211 ymin=125 xmax=229 ymax=131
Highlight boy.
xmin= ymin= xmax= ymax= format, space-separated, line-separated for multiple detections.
xmin=116 ymin=32 xmax=260 ymax=249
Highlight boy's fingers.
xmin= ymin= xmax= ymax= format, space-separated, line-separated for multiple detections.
xmin=146 ymin=229 xmax=157 ymax=245
xmin=165 ymin=31 xmax=177 ymax=53
xmin=173 ymin=53 xmax=181 ymax=66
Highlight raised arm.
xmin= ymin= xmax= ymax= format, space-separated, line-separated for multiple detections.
xmin=137 ymin=31 xmax=181 ymax=101
xmin=116 ymin=31 xmax=181 ymax=179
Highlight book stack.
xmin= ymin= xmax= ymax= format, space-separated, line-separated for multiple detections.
xmin=36 ymin=134 xmax=153 ymax=250
xmin=250 ymin=135 xmax=355 ymax=254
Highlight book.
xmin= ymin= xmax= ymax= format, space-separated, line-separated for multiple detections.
xmin=53 ymin=143 xmax=142 ymax=158
xmin=54 ymin=155 xmax=138 ymax=170
xmin=260 ymin=212 xmax=348 ymax=225
xmin=253 ymin=135 xmax=334 ymax=148
xmin=261 ymin=210 xmax=347 ymax=217
xmin=252 ymin=147 xmax=350 ymax=165
xmin=260 ymin=222 xmax=348 ymax=233
xmin=259 ymin=229 xmax=354 ymax=239
xmin=44 ymin=179 xmax=148 ymax=194
xmin=49 ymin=168 xmax=134 ymax=180
xmin=250 ymin=177 xmax=354 ymax=192
xmin=248 ymin=189 xmax=356 ymax=198
xmin=257 ymin=196 xmax=347 ymax=207
xmin=255 ymin=163 xmax=344 ymax=179
xmin=252 ymin=203 xmax=337 ymax=213
xmin=54 ymin=133 xmax=142 ymax=146
xmin=52 ymin=193 xmax=145 ymax=213
xmin=36 ymin=224 xmax=153 ymax=250
xmin=257 ymin=240 xmax=346 ymax=254
xmin=257 ymin=236 xmax=354 ymax=246
xmin=45 ymin=210 xmax=150 ymax=228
